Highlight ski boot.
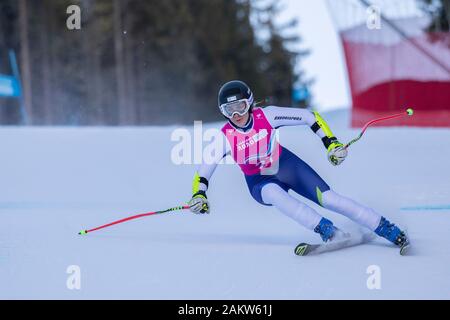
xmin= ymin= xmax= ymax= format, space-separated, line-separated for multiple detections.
xmin=314 ymin=218 xmax=349 ymax=242
xmin=374 ymin=217 xmax=410 ymax=255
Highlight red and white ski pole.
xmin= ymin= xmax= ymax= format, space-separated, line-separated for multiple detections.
xmin=344 ymin=108 xmax=414 ymax=149
xmin=78 ymin=204 xmax=191 ymax=235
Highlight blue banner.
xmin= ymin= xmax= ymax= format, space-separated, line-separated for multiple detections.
xmin=292 ymin=86 xmax=310 ymax=102
xmin=0 ymin=74 xmax=21 ymax=97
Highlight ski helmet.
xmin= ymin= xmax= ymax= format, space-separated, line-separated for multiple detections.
xmin=218 ymin=80 xmax=254 ymax=119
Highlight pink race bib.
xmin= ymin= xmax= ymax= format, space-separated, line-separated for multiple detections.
xmin=221 ymin=108 xmax=281 ymax=175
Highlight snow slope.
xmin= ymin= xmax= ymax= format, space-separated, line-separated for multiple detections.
xmin=1 ymin=109 xmax=449 ymax=299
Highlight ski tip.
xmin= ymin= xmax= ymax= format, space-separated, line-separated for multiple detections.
xmin=78 ymin=230 xmax=88 ymax=235
xmin=294 ymin=243 xmax=309 ymax=256
xmin=400 ymin=243 xmax=411 ymax=256
xmin=406 ymin=108 xmax=414 ymax=116
xmin=398 ymin=230 xmax=410 ymax=255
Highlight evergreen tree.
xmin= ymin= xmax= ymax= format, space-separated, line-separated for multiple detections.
xmin=0 ymin=0 xmax=309 ymax=125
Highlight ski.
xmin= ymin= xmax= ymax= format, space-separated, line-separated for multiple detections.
xmin=399 ymin=241 xmax=410 ymax=256
xmin=398 ymin=231 xmax=411 ymax=256
xmin=294 ymin=231 xmax=375 ymax=256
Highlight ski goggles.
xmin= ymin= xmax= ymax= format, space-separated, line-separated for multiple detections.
xmin=219 ymin=99 xmax=251 ymax=119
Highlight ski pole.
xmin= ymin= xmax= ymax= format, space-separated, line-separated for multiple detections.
xmin=344 ymin=108 xmax=414 ymax=149
xmin=78 ymin=204 xmax=191 ymax=235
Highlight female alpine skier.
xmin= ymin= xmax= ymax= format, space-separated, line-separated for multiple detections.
xmin=188 ymin=80 xmax=408 ymax=251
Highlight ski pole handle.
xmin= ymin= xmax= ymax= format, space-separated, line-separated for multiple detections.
xmin=344 ymin=108 xmax=414 ymax=149
xmin=78 ymin=204 xmax=191 ymax=235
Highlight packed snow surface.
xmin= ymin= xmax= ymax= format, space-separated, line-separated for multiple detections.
xmin=1 ymin=109 xmax=449 ymax=299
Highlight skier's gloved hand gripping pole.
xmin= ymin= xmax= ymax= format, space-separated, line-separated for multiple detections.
xmin=188 ymin=173 xmax=210 ymax=214
xmin=310 ymin=111 xmax=348 ymax=166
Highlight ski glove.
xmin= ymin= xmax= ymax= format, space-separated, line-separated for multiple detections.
xmin=327 ymin=143 xmax=348 ymax=166
xmin=189 ymin=191 xmax=210 ymax=214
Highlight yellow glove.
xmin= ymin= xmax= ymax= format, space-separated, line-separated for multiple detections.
xmin=327 ymin=143 xmax=348 ymax=166
xmin=189 ymin=191 xmax=210 ymax=214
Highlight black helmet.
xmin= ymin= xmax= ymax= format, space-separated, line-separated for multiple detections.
xmin=218 ymin=80 xmax=254 ymax=118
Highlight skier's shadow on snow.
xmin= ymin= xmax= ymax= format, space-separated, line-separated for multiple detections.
xmin=172 ymin=232 xmax=301 ymax=246
xmin=90 ymin=232 xmax=302 ymax=247
xmin=87 ymin=232 xmax=416 ymax=255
